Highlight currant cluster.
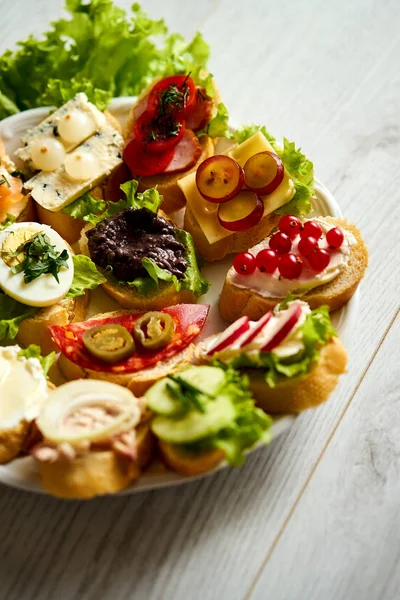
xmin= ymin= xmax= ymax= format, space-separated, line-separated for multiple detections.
xmin=233 ymin=215 xmax=345 ymax=279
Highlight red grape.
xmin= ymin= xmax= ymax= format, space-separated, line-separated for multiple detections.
xmin=326 ymin=227 xmax=344 ymax=249
xmin=298 ymin=235 xmax=318 ymax=258
xmin=300 ymin=220 xmax=323 ymax=240
xmin=308 ymin=248 xmax=330 ymax=272
xmin=278 ymin=254 xmax=303 ymax=279
xmin=233 ymin=252 xmax=256 ymax=275
xmin=269 ymin=232 xmax=292 ymax=254
xmin=279 ymin=215 xmax=302 ymax=239
xmin=256 ymin=249 xmax=278 ymax=273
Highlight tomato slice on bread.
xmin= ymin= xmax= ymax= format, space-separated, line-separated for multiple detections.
xmin=147 ymin=75 xmax=197 ymax=120
xmin=123 ymin=137 xmax=175 ymax=177
xmin=49 ymin=304 xmax=210 ymax=374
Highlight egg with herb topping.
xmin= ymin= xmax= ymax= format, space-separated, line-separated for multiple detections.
xmin=0 ymin=222 xmax=73 ymax=307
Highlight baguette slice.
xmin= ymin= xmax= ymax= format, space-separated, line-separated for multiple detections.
xmin=78 ymin=214 xmax=199 ymax=311
xmin=39 ymin=422 xmax=154 ymax=499
xmin=184 ymin=204 xmax=280 ymax=262
xmin=219 ymin=217 xmax=368 ymax=322
xmin=196 ymin=336 xmax=347 ymax=414
xmin=158 ymin=440 xmax=225 ymax=477
xmin=124 ymin=79 xmax=218 ymax=214
xmin=57 ymin=309 xmax=196 ymax=392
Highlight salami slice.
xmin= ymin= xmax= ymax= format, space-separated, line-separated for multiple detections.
xmin=163 ymin=130 xmax=202 ymax=174
xmin=49 ymin=304 xmax=209 ymax=374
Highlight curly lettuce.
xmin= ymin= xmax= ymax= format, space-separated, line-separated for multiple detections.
xmin=0 ymin=292 xmax=38 ymax=341
xmin=0 ymin=1 xmax=211 ymax=118
xmin=66 ymin=255 xmax=106 ymax=298
xmin=18 ymin=345 xmax=55 ymax=376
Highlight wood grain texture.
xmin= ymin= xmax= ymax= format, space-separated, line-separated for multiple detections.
xmin=248 ymin=311 xmax=400 ymax=600
xmin=0 ymin=1 xmax=400 ymax=599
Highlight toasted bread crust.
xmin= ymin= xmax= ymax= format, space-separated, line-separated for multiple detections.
xmin=184 ymin=204 xmax=280 ymax=262
xmin=158 ymin=440 xmax=225 ymax=476
xmin=219 ymin=217 xmax=368 ymax=320
xmin=16 ymin=293 xmax=89 ymax=355
xmin=0 ymin=420 xmax=30 ymax=464
xmin=39 ymin=423 xmax=155 ymax=499
xmin=57 ymin=309 xmax=196 ymax=390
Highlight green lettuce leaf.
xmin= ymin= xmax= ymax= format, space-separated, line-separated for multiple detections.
xmin=0 ymin=1 xmax=210 ymax=117
xmin=62 ymin=191 xmax=106 ymax=221
xmin=0 ymin=214 xmax=16 ymax=231
xmin=127 ymin=257 xmax=179 ymax=295
xmin=198 ymin=102 xmax=230 ymax=139
xmin=220 ymin=306 xmax=336 ymax=388
xmin=18 ymin=345 xmax=55 ymax=376
xmin=0 ymin=292 xmax=38 ymax=340
xmin=232 ymin=123 xmax=276 ymax=145
xmin=66 ymin=255 xmax=106 ymax=298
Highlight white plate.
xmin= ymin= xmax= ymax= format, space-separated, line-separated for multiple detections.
xmin=0 ymin=99 xmax=359 ymax=495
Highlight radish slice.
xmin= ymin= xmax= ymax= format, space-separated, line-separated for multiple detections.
xmin=206 ymin=316 xmax=250 ymax=355
xmin=239 ymin=311 xmax=273 ymax=348
xmin=218 ymin=190 xmax=263 ymax=232
xmin=244 ymin=151 xmax=284 ymax=195
xmin=196 ymin=155 xmax=244 ymax=203
xmin=261 ymin=303 xmax=302 ymax=352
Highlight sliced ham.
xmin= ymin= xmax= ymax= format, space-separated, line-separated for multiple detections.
xmin=164 ymin=129 xmax=202 ymax=174
xmin=185 ymin=88 xmax=214 ymax=132
xmin=133 ymin=95 xmax=149 ymax=121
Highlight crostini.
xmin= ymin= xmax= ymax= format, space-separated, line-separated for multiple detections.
xmin=49 ymin=304 xmax=209 ymax=394
xmin=78 ymin=179 xmax=209 ymax=310
xmin=13 ymin=93 xmax=125 ymax=244
xmin=144 ymin=365 xmax=272 ymax=476
xmin=0 ymin=345 xmax=53 ymax=464
xmin=179 ymin=131 xmax=315 ymax=261
xmin=123 ymin=74 xmax=219 ymax=213
xmin=219 ymin=215 xmax=368 ymax=322
xmin=0 ymin=221 xmax=104 ymax=353
xmin=31 ymin=379 xmax=154 ymax=499
xmin=197 ymin=300 xmax=347 ymax=414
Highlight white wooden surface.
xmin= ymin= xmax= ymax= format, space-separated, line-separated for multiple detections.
xmin=1 ymin=1 xmax=399 ymax=599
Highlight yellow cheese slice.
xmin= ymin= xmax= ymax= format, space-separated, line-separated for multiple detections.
xmin=178 ymin=132 xmax=295 ymax=245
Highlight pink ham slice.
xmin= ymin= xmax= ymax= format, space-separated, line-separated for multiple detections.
xmin=163 ymin=129 xmax=202 ymax=174
xmin=185 ymin=88 xmax=214 ymax=131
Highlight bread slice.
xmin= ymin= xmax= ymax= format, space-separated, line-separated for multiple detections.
xmin=184 ymin=205 xmax=281 ymax=262
xmin=124 ymin=78 xmax=218 ymax=214
xmin=39 ymin=422 xmax=155 ymax=499
xmin=16 ymin=293 xmax=89 ymax=355
xmin=158 ymin=440 xmax=225 ymax=477
xmin=78 ymin=216 xmax=198 ymax=311
xmin=219 ymin=217 xmax=368 ymax=321
xmin=57 ymin=309 xmax=196 ymax=391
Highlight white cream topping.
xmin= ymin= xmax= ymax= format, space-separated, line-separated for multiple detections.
xmin=229 ymin=217 xmax=357 ymax=299
xmin=0 ymin=345 xmax=48 ymax=429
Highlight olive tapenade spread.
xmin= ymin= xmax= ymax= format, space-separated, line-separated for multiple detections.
xmin=86 ymin=208 xmax=187 ymax=281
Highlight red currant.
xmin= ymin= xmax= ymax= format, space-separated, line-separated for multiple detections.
xmin=256 ymin=249 xmax=278 ymax=273
xmin=298 ymin=235 xmax=318 ymax=258
xmin=278 ymin=215 xmax=302 ymax=239
xmin=326 ymin=227 xmax=344 ymax=249
xmin=233 ymin=252 xmax=256 ymax=275
xmin=308 ymin=248 xmax=330 ymax=272
xmin=300 ymin=220 xmax=323 ymax=240
xmin=269 ymin=232 xmax=292 ymax=254
xmin=278 ymin=254 xmax=303 ymax=279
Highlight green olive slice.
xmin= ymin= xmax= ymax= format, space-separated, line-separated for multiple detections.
xmin=133 ymin=311 xmax=175 ymax=351
xmin=82 ymin=324 xmax=135 ymax=363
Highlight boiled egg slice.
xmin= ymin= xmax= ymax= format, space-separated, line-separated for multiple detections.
xmin=0 ymin=222 xmax=74 ymax=307
xmin=0 ymin=346 xmax=48 ymax=430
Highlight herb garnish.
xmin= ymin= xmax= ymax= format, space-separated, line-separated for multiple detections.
xmin=166 ymin=374 xmax=213 ymax=413
xmin=1 ymin=232 xmax=69 ymax=283
xmin=0 ymin=175 xmax=10 ymax=188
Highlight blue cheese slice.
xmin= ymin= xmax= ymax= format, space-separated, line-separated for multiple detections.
xmin=15 ymin=93 xmax=107 ymax=168
xmin=24 ymin=126 xmax=124 ymax=212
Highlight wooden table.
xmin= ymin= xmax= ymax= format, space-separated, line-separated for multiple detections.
xmin=1 ymin=1 xmax=399 ymax=598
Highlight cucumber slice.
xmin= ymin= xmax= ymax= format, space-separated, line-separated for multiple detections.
xmin=145 ymin=366 xmax=226 ymax=416
xmin=151 ymin=393 xmax=236 ymax=444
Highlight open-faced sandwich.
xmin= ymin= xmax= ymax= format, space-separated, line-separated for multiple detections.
xmin=144 ymin=365 xmax=272 ymax=476
xmin=0 ymin=141 xmax=36 ymax=225
xmin=0 ymin=344 xmax=54 ymax=464
xmin=123 ymin=73 xmax=221 ymax=213
xmin=77 ymin=179 xmax=209 ymax=310
xmin=178 ymin=129 xmax=315 ymax=261
xmin=197 ymin=300 xmax=347 ymax=414
xmin=14 ymin=93 xmax=125 ymax=243
xmin=0 ymin=220 xmax=104 ymax=353
xmin=219 ymin=215 xmax=368 ymax=321
xmin=49 ymin=304 xmax=209 ymax=395
xmin=31 ymin=379 xmax=154 ymax=499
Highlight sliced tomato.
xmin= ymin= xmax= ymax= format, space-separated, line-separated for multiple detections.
xmin=147 ymin=75 xmax=197 ymax=120
xmin=123 ymin=137 xmax=175 ymax=177
xmin=133 ymin=110 xmax=185 ymax=154
xmin=49 ymin=304 xmax=210 ymax=374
